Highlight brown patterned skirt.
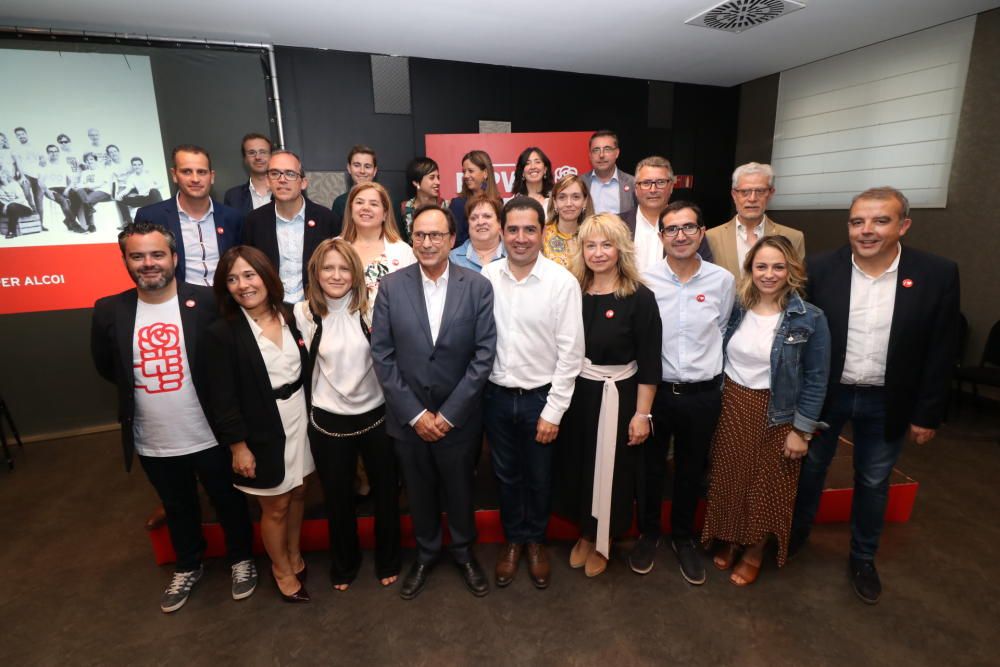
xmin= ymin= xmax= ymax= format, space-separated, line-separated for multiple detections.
xmin=701 ymin=377 xmax=800 ymax=567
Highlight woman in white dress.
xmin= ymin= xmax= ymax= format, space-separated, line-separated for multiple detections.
xmin=205 ymin=245 xmax=315 ymax=602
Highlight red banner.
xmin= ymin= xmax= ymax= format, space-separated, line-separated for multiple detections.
xmin=0 ymin=243 xmax=133 ymax=315
xmin=426 ymin=131 xmax=595 ymax=200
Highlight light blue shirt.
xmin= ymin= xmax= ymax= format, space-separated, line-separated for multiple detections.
xmin=177 ymin=195 xmax=219 ymax=286
xmin=642 ymin=257 xmax=735 ymax=383
xmin=449 ymin=238 xmax=506 ymax=272
xmin=276 ymin=199 xmax=306 ymax=303
xmin=589 ymin=168 xmax=621 ymax=215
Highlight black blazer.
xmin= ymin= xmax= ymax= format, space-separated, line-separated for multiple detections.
xmin=223 ymin=182 xmax=255 ymax=217
xmin=807 ymin=244 xmax=960 ymax=441
xmin=620 ymin=207 xmax=714 ymax=263
xmin=202 ymin=310 xmax=310 ymax=489
xmin=90 ymin=282 xmax=218 ymax=471
xmin=242 ymin=198 xmax=339 ymax=296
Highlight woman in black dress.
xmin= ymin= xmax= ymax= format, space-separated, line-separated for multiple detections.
xmin=553 ymin=213 xmax=662 ymax=577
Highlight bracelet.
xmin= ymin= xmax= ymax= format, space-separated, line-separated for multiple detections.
xmin=634 ymin=413 xmax=652 ymax=420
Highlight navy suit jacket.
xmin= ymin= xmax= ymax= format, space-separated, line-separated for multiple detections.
xmin=243 ymin=198 xmax=339 ymax=297
xmin=134 ymin=198 xmax=244 ymax=283
xmin=620 ymin=207 xmax=714 ymax=263
xmin=223 ymin=182 xmax=255 ymax=217
xmin=370 ymin=262 xmax=497 ymax=444
xmin=90 ymin=282 xmax=218 ymax=471
xmin=807 ymin=244 xmax=960 ymax=441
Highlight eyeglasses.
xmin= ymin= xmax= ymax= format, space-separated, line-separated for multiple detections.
xmin=589 ymin=146 xmax=618 ymax=155
xmin=733 ymin=187 xmax=771 ymax=198
xmin=58 ymin=140 xmax=70 ymax=144
xmin=246 ymin=149 xmax=270 ymax=158
xmin=267 ymin=169 xmax=303 ymax=181
xmin=660 ymin=223 xmax=701 ymax=237
xmin=412 ymin=231 xmax=450 ymax=244
xmin=636 ymin=179 xmax=673 ymax=190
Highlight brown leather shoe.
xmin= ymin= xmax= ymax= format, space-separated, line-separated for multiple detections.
xmin=495 ymin=543 xmax=522 ymax=587
xmin=526 ymin=543 xmax=551 ymax=589
xmin=145 ymin=505 xmax=167 ymax=531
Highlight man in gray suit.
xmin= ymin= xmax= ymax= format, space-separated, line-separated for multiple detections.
xmin=371 ymin=204 xmax=498 ymax=601
xmin=583 ymin=130 xmax=635 ymax=216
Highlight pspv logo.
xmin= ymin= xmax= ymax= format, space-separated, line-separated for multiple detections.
xmin=554 ymin=165 xmax=578 ymax=180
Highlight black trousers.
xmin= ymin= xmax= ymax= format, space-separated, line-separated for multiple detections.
xmin=138 ymin=446 xmax=253 ymax=571
xmin=395 ymin=432 xmax=479 ymax=565
xmin=309 ymin=405 xmax=401 ymax=584
xmin=638 ymin=381 xmax=723 ymax=540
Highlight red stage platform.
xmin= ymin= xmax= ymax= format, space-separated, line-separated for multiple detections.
xmin=148 ymin=439 xmax=918 ymax=565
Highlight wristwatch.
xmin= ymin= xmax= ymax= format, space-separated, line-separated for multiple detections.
xmin=793 ymin=428 xmax=814 ymax=442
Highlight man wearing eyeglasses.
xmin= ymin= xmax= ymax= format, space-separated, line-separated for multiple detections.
xmin=633 ymin=201 xmax=734 ymax=584
xmin=243 ymin=150 xmax=337 ymax=304
xmin=583 ymin=130 xmax=635 ymax=216
xmin=706 ymin=162 xmax=805 ymax=279
xmin=135 ymin=144 xmax=243 ymax=286
xmin=223 ymin=133 xmax=274 ymax=216
xmin=621 ymin=156 xmax=713 ymax=273
xmin=371 ymin=204 xmax=497 ymax=600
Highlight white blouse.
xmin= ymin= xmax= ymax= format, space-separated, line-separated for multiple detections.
xmin=294 ymin=298 xmax=384 ymax=416
xmin=724 ymin=310 xmax=780 ymax=390
xmin=243 ymin=309 xmax=301 ymax=388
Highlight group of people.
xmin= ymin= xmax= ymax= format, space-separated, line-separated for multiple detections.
xmin=90 ymin=130 xmax=960 ymax=615
xmin=0 ymin=125 xmax=162 ymax=238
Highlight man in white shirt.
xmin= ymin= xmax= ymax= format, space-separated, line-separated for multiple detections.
xmin=481 ymin=196 xmax=585 ymax=590
xmin=39 ymin=143 xmax=76 ymax=230
xmin=223 ymin=133 xmax=273 ymax=216
xmin=790 ymin=187 xmax=960 ymax=604
xmin=620 ymin=156 xmax=713 ymax=273
xmin=706 ymin=162 xmax=806 ymax=279
xmin=634 ymin=200 xmax=735 ymax=585
xmin=371 ymin=204 xmax=497 ymax=600
xmin=66 ymin=151 xmax=113 ymax=233
xmin=582 ymin=130 xmax=635 ymax=216
xmin=91 ymin=221 xmax=257 ymax=613
xmin=11 ymin=127 xmax=44 ymax=227
xmin=116 ymin=157 xmax=164 ymax=224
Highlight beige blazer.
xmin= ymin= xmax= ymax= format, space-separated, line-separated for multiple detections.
xmin=706 ymin=215 xmax=806 ymax=279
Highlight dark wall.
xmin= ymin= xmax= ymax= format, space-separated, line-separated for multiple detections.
xmin=275 ymin=47 xmax=739 ymax=225
xmin=734 ymin=9 xmax=1000 ymax=362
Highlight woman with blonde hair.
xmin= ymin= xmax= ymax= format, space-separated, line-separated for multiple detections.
xmin=294 ymin=238 xmax=401 ymax=590
xmin=552 ymin=213 xmax=662 ymax=577
xmin=702 ymin=234 xmax=830 ymax=586
xmin=339 ymin=182 xmax=415 ymax=304
xmin=542 ymin=174 xmax=595 ymax=269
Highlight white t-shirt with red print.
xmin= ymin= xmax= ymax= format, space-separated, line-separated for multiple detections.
xmin=132 ymin=296 xmax=218 ymax=457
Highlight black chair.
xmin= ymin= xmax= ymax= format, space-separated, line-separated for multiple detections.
xmin=955 ymin=318 xmax=1000 ymax=410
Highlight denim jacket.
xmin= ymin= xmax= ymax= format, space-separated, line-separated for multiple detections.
xmin=722 ymin=292 xmax=831 ymax=433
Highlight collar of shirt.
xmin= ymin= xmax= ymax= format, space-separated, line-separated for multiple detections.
xmin=241 ymin=307 xmax=286 ymax=340
xmin=464 ymin=239 xmax=505 ymax=265
xmin=420 ymin=262 xmax=450 ymax=289
xmin=735 ymin=216 xmax=766 ymax=242
xmin=595 ymin=167 xmax=620 ymax=186
xmin=176 ymin=194 xmax=215 ymax=224
xmin=851 ymin=243 xmax=902 ymax=280
xmin=276 ymin=199 xmax=306 ymax=224
xmin=249 ymin=180 xmax=270 ymax=199
xmin=636 ymin=207 xmax=658 ymax=232
xmin=498 ymin=254 xmax=548 ymax=284
xmin=663 ymin=255 xmax=705 ymax=283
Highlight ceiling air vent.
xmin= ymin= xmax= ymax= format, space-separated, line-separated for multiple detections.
xmin=686 ymin=0 xmax=805 ymax=34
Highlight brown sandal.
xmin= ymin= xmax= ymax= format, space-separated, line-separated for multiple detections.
xmin=730 ymin=557 xmax=761 ymax=586
xmin=713 ymin=543 xmax=742 ymax=571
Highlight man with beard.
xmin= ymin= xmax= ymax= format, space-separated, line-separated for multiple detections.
xmin=223 ymin=133 xmax=273 ymax=215
xmin=90 ymin=221 xmax=257 ymax=613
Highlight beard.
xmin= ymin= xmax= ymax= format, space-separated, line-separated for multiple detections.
xmin=130 ymin=265 xmax=175 ymax=291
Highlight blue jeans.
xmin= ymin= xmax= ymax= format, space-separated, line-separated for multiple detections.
xmin=792 ymin=385 xmax=905 ymax=561
xmin=484 ymin=382 xmax=553 ymax=544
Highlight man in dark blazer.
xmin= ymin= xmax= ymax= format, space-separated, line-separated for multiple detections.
xmin=135 ymin=144 xmax=243 ymax=286
xmin=243 ymin=150 xmax=338 ymax=304
xmin=371 ymin=204 xmax=497 ymax=601
xmin=90 ymin=221 xmax=256 ymax=613
xmin=790 ymin=186 xmax=960 ymax=605
xmin=222 ymin=132 xmax=273 ymax=216
xmin=582 ymin=129 xmax=635 ymax=216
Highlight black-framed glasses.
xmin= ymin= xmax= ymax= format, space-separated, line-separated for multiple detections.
xmin=412 ymin=231 xmax=450 ymax=244
xmin=589 ymin=146 xmax=617 ymax=155
xmin=660 ymin=223 xmax=701 ymax=237
xmin=637 ymin=179 xmax=673 ymax=190
xmin=267 ymin=169 xmax=303 ymax=181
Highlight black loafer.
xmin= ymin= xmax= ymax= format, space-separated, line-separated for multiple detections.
xmin=849 ymin=557 xmax=881 ymax=605
xmin=457 ymin=559 xmax=489 ymax=597
xmin=400 ymin=561 xmax=433 ymax=601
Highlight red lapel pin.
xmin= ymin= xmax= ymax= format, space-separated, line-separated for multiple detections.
xmin=902 ymin=278 xmax=914 ymax=288
xmin=307 ymin=219 xmax=316 ymax=228
xmin=696 ymin=294 xmax=706 ymax=302
xmin=216 ymin=227 xmax=224 ymax=235
xmin=185 ymin=299 xmax=196 ymax=308
xmin=605 ymin=309 xmax=615 ymax=319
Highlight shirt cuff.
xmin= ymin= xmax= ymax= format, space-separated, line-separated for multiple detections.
xmin=540 ymin=404 xmax=564 ymax=426
xmin=439 ymin=413 xmax=454 ymax=428
xmin=408 ymin=409 xmax=427 ymax=427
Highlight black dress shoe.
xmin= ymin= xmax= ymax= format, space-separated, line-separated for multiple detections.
xmin=457 ymin=559 xmax=489 ymax=597
xmin=274 ymin=574 xmax=311 ymax=603
xmin=400 ymin=561 xmax=433 ymax=600
xmin=849 ymin=557 xmax=881 ymax=605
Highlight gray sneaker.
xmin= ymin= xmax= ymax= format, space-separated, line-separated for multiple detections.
xmin=160 ymin=565 xmax=204 ymax=613
xmin=231 ymin=559 xmax=258 ymax=600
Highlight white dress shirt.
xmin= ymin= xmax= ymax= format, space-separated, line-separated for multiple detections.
xmin=841 ymin=245 xmax=901 ymax=385
xmin=735 ymin=216 xmax=766 ymax=276
xmin=421 ymin=264 xmax=449 ymax=345
xmin=642 ymin=257 xmax=735 ymax=383
xmin=724 ymin=310 xmax=780 ymax=389
xmin=249 ymin=180 xmax=271 ymax=210
xmin=276 ymin=199 xmax=307 ymax=303
xmin=590 ymin=168 xmax=621 ymax=215
xmin=177 ymin=195 xmax=220 ymax=286
xmin=634 ymin=207 xmax=663 ymax=274
xmin=482 ymin=255 xmax=585 ymax=424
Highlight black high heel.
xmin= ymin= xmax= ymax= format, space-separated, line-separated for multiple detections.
xmin=274 ymin=572 xmax=310 ymax=603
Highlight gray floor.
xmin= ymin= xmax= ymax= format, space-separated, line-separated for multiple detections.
xmin=1 ymin=406 xmax=998 ymax=667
